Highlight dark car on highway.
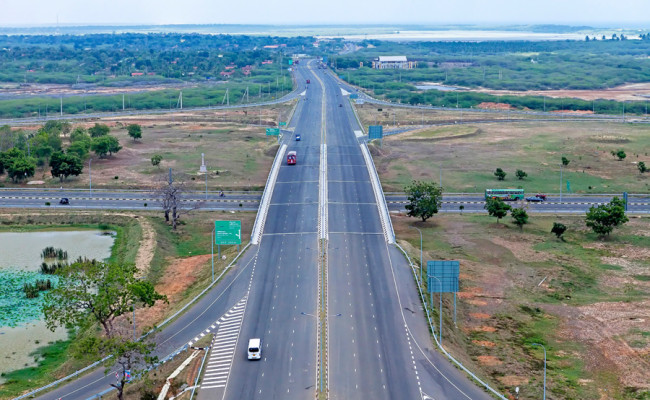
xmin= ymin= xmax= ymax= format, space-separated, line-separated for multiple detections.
xmin=59 ymin=198 xmax=70 ymax=205
xmin=525 ymin=196 xmax=544 ymax=202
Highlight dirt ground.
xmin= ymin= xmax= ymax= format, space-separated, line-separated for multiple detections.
xmin=12 ymin=103 xmax=293 ymax=190
xmin=393 ymin=213 xmax=650 ymax=399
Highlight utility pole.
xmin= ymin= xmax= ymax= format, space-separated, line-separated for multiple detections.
xmin=60 ymin=97 xmax=63 ymax=116
xmin=122 ymin=94 xmax=125 ymax=111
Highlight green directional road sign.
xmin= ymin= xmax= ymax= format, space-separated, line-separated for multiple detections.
xmin=368 ymin=125 xmax=383 ymax=140
xmin=288 ymin=59 xmax=293 ymax=65
xmin=279 ymin=121 xmax=287 ymax=126
xmin=266 ymin=128 xmax=280 ymax=136
xmin=214 ymin=220 xmax=241 ymax=245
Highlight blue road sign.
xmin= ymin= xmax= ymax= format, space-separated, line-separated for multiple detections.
xmin=427 ymin=260 xmax=460 ymax=293
xmin=368 ymin=125 xmax=383 ymax=140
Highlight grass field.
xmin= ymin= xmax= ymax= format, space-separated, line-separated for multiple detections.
xmin=364 ymin=112 xmax=650 ymax=193
xmin=393 ymin=213 xmax=650 ymax=400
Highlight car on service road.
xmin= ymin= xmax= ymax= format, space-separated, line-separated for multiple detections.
xmin=525 ymin=196 xmax=544 ymax=202
xmin=59 ymin=198 xmax=70 ymax=205
xmin=295 ymin=134 xmax=301 ymax=141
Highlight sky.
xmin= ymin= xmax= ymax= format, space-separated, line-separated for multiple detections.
xmin=1 ymin=0 xmax=649 ymax=27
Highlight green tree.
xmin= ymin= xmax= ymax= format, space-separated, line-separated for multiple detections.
xmin=515 ymin=169 xmax=528 ymax=180
xmin=404 ymin=180 xmax=443 ymax=222
xmin=75 ymin=335 xmax=157 ymax=400
xmin=50 ymin=151 xmax=83 ymax=182
xmin=585 ymin=197 xmax=629 ymax=238
xmin=67 ymin=141 xmax=90 ymax=159
xmin=70 ymin=127 xmax=90 ymax=143
xmin=43 ymin=259 xmax=167 ymax=337
xmin=7 ymin=157 xmax=36 ymax=182
xmin=494 ymin=167 xmax=506 ymax=181
xmin=151 ymin=154 xmax=163 ymax=168
xmin=561 ymin=156 xmax=570 ymax=166
xmin=127 ymin=124 xmax=142 ymax=141
xmin=485 ymin=197 xmax=511 ymax=223
xmin=0 ymin=147 xmax=25 ymax=175
xmin=89 ymin=123 xmax=110 ymax=138
xmin=91 ymin=135 xmax=121 ymax=158
xmin=638 ymin=161 xmax=647 ymax=173
xmin=551 ymin=222 xmax=567 ymax=240
xmin=616 ymin=150 xmax=626 ymax=161
xmin=511 ymin=208 xmax=528 ymax=230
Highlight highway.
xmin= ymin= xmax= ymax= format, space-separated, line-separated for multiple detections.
xmin=19 ymin=60 xmax=650 ymax=400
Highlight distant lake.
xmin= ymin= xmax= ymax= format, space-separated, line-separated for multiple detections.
xmin=416 ymin=84 xmax=459 ymax=91
xmin=318 ymin=30 xmax=587 ymax=41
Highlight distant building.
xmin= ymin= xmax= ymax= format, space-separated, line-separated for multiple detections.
xmin=131 ymin=72 xmax=144 ymax=76
xmin=372 ymin=56 xmax=416 ymax=70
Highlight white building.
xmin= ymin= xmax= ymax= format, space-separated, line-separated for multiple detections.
xmin=372 ymin=56 xmax=416 ymax=70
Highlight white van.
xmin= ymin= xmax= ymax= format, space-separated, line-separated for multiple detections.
xmin=247 ymin=338 xmax=261 ymax=360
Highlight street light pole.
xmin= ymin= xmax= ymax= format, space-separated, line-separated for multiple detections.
xmin=430 ymin=275 xmax=443 ymax=343
xmin=532 ymin=343 xmax=547 ymax=400
xmin=409 ymin=226 xmax=423 ymax=283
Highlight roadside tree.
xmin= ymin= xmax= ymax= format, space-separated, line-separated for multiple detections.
xmin=511 ymin=208 xmax=528 ymax=230
xmin=43 ymin=259 xmax=167 ymax=337
xmin=89 ymin=123 xmax=110 ymax=138
xmin=50 ymin=151 xmax=83 ymax=182
xmin=494 ymin=168 xmax=506 ymax=181
xmin=404 ymin=180 xmax=443 ymax=222
xmin=127 ymin=124 xmax=142 ymax=141
xmin=515 ymin=169 xmax=528 ymax=180
xmin=561 ymin=156 xmax=570 ymax=166
xmin=585 ymin=197 xmax=629 ymax=238
xmin=7 ymin=157 xmax=36 ymax=182
xmin=638 ymin=161 xmax=647 ymax=173
xmin=551 ymin=222 xmax=567 ymax=240
xmin=485 ymin=197 xmax=511 ymax=223
xmin=155 ymin=176 xmax=202 ymax=230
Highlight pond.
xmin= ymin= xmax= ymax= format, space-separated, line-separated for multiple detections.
xmin=0 ymin=230 xmax=114 ymax=381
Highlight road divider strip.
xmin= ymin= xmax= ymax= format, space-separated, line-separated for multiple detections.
xmin=251 ymin=143 xmax=288 ymax=245
xmin=319 ymin=144 xmax=328 ymax=240
xmin=360 ymin=143 xmax=395 ymax=244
